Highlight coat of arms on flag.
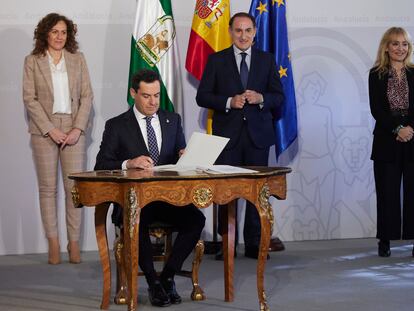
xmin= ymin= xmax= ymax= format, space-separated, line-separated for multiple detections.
xmin=137 ymin=16 xmax=176 ymax=66
xmin=127 ymin=0 xmax=182 ymax=114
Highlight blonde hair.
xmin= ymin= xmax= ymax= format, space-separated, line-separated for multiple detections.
xmin=373 ymin=27 xmax=414 ymax=77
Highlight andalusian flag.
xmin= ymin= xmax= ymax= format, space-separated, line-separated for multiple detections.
xmin=127 ymin=0 xmax=183 ymax=115
xmin=186 ymin=0 xmax=232 ymax=133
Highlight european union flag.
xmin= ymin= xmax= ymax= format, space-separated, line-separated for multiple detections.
xmin=249 ymin=0 xmax=297 ymax=159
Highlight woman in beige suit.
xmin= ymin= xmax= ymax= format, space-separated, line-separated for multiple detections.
xmin=23 ymin=13 xmax=93 ymax=264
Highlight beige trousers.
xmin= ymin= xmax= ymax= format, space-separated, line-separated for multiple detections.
xmin=31 ymin=114 xmax=86 ymax=241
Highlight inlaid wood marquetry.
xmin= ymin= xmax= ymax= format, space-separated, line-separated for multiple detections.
xmin=69 ymin=167 xmax=291 ymax=311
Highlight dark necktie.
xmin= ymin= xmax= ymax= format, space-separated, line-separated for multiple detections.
xmin=240 ymin=52 xmax=248 ymax=89
xmin=145 ymin=116 xmax=159 ymax=165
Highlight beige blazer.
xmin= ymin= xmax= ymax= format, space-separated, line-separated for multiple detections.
xmin=23 ymin=50 xmax=93 ymax=135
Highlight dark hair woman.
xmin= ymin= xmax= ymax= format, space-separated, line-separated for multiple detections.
xmin=23 ymin=13 xmax=93 ymax=264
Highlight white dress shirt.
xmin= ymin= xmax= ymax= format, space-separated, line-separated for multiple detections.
xmin=122 ymin=106 xmax=162 ymax=169
xmin=233 ymin=45 xmax=252 ymax=72
xmin=225 ymin=45 xmax=263 ymax=110
xmin=226 ymin=45 xmax=253 ymax=110
xmin=47 ymin=51 xmax=71 ymax=114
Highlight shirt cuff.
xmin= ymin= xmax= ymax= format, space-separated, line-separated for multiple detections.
xmin=122 ymin=160 xmax=128 ymax=170
xmin=226 ymin=97 xmax=232 ymax=111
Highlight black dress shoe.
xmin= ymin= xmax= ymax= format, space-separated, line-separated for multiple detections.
xmin=214 ymin=246 xmax=237 ymax=261
xmin=245 ymin=245 xmax=270 ymax=259
xmin=148 ymin=281 xmax=171 ymax=307
xmin=161 ymin=278 xmax=182 ymax=304
xmin=269 ymin=237 xmax=285 ymax=252
xmin=378 ymin=240 xmax=391 ymax=257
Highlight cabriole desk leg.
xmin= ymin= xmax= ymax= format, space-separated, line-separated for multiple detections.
xmin=123 ymin=187 xmax=140 ymax=311
xmin=257 ymin=184 xmax=273 ymax=311
xmin=223 ymin=200 xmax=236 ymax=302
xmin=95 ymin=203 xmax=111 ymax=309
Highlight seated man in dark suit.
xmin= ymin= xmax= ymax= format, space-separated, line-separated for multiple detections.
xmin=94 ymin=69 xmax=206 ymax=307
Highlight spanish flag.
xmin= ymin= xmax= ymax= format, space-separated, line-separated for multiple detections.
xmin=185 ymin=0 xmax=232 ymax=133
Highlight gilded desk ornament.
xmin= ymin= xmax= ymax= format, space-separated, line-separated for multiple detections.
xmin=191 ymin=240 xmax=206 ymax=301
xmin=114 ymin=238 xmax=123 ymax=265
xmin=192 ymin=186 xmax=213 ymax=207
xmin=191 ymin=284 xmax=206 ymax=301
xmin=127 ymin=188 xmax=138 ymax=239
xmin=260 ymin=301 xmax=269 ymax=311
xmin=259 ymin=291 xmax=269 ymax=311
xmin=259 ymin=183 xmax=274 ymax=234
xmin=113 ymin=236 xmax=127 ymax=305
xmin=71 ymin=186 xmax=81 ymax=208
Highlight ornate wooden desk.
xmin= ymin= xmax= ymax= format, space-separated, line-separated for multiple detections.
xmin=69 ymin=167 xmax=291 ymax=311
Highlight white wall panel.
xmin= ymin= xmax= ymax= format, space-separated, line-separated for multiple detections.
xmin=0 ymin=0 xmax=413 ymax=254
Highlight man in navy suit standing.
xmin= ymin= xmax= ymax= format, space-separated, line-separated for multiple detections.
xmin=196 ymin=12 xmax=285 ymax=259
xmin=95 ymin=69 xmax=205 ymax=307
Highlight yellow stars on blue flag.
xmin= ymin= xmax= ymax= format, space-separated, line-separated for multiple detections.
xmin=249 ymin=0 xmax=298 ymax=158
xmin=273 ymin=0 xmax=285 ymax=7
xmin=278 ymin=65 xmax=288 ymax=78
xmin=258 ymin=0 xmax=284 ymax=16
xmin=256 ymin=2 xmax=268 ymax=14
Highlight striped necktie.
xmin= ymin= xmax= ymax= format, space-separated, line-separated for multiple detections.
xmin=240 ymin=52 xmax=248 ymax=89
xmin=145 ymin=116 xmax=159 ymax=165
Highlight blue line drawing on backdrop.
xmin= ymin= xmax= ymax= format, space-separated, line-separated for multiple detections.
xmin=294 ymin=71 xmax=339 ymax=239
xmin=275 ymin=28 xmax=376 ymax=240
xmin=332 ymin=124 xmax=376 ymax=237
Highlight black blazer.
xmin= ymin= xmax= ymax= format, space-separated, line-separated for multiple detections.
xmin=369 ymin=67 xmax=414 ymax=161
xmin=95 ymin=108 xmax=186 ymax=170
xmin=196 ymin=46 xmax=284 ymax=149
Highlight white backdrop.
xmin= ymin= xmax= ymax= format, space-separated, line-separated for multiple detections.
xmin=0 ymin=0 xmax=413 ymax=255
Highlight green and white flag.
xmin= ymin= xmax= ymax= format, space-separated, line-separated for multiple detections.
xmin=127 ymin=0 xmax=183 ymax=115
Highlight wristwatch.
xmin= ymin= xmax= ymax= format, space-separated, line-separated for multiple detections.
xmin=393 ymin=124 xmax=404 ymax=134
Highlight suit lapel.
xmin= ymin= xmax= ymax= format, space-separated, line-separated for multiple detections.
xmin=226 ymin=47 xmax=244 ymax=89
xmin=124 ymin=109 xmax=149 ymax=155
xmin=248 ymin=48 xmax=259 ymax=89
xmin=36 ymin=54 xmax=54 ymax=95
xmin=407 ymin=69 xmax=414 ymax=111
xmin=380 ymin=72 xmax=389 ymax=110
xmin=64 ymin=50 xmax=75 ymax=95
xmin=158 ymin=110 xmax=169 ymax=158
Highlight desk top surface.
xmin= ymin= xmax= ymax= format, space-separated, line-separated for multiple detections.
xmin=69 ymin=167 xmax=291 ymax=182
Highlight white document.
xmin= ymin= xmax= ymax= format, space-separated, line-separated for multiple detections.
xmin=154 ymin=132 xmax=228 ymax=172
xmin=154 ymin=132 xmax=257 ymax=174
xmin=196 ymin=165 xmax=258 ymax=174
xmin=176 ymin=132 xmax=229 ymax=166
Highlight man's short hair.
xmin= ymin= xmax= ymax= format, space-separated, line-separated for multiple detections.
xmin=229 ymin=12 xmax=256 ymax=28
xmin=131 ymin=69 xmax=160 ymax=91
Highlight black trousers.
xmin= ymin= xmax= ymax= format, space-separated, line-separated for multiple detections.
xmin=374 ymin=143 xmax=414 ymax=240
xmin=138 ymin=202 xmax=205 ymax=285
xmin=216 ymin=123 xmax=270 ymax=247
xmin=112 ymin=202 xmax=205 ymax=286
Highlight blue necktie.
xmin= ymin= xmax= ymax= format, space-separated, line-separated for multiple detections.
xmin=145 ymin=116 xmax=159 ymax=165
xmin=240 ymin=52 xmax=248 ymax=89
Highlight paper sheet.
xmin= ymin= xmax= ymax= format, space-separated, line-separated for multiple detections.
xmin=153 ymin=132 xmax=257 ymax=174
xmin=176 ymin=132 xmax=229 ymax=166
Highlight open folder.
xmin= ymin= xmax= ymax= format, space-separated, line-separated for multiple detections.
xmin=154 ymin=132 xmax=258 ymax=174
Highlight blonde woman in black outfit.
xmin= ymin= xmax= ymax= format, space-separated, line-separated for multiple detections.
xmin=369 ymin=27 xmax=414 ymax=257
